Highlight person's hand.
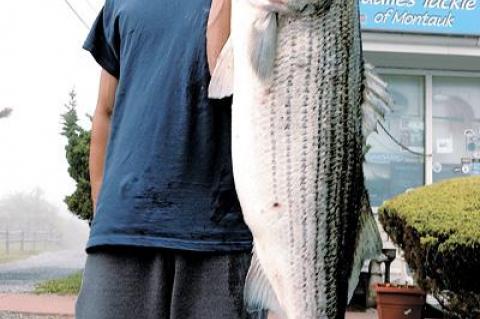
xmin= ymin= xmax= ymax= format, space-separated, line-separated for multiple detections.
xmin=248 ymin=0 xmax=289 ymax=12
xmin=267 ymin=311 xmax=282 ymax=319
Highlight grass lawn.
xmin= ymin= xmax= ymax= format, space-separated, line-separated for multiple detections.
xmin=34 ymin=271 xmax=83 ymax=295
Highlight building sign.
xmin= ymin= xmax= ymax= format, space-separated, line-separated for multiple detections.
xmin=359 ymin=0 xmax=480 ymax=36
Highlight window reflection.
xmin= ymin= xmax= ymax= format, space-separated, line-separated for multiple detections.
xmin=364 ymin=75 xmax=425 ymax=207
xmin=432 ymin=77 xmax=480 ymax=181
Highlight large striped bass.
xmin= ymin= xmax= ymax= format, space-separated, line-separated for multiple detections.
xmin=209 ymin=0 xmax=393 ymax=318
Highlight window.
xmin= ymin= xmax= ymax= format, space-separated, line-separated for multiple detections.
xmin=364 ymin=75 xmax=425 ymax=207
xmin=365 ymin=72 xmax=480 ymax=207
xmin=432 ymin=77 xmax=480 ymax=182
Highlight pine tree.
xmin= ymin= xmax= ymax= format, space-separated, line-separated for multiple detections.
xmin=61 ymin=90 xmax=93 ymax=222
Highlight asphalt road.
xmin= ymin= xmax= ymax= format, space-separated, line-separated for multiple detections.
xmin=0 ymin=250 xmax=86 ymax=293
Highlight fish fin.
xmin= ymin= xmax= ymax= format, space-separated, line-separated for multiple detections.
xmin=244 ymin=250 xmax=284 ymax=316
xmin=360 ymin=61 xmax=394 ymax=154
xmin=249 ymin=11 xmax=277 ymax=80
xmin=208 ymin=36 xmax=234 ymax=99
xmin=352 ymin=61 xmax=392 ymax=300
xmin=347 ymin=190 xmax=384 ymax=303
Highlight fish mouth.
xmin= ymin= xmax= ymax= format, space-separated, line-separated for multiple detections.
xmin=284 ymin=0 xmax=334 ymax=15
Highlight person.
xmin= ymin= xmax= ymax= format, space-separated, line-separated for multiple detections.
xmin=74 ymin=0 xmax=260 ymax=318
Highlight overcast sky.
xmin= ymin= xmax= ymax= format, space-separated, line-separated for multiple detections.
xmin=0 ymin=0 xmax=105 ymax=216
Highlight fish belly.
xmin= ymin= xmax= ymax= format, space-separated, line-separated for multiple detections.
xmin=232 ymin=0 xmax=372 ymax=318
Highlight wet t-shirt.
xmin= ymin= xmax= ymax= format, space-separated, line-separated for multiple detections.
xmin=82 ymin=0 xmax=252 ymax=252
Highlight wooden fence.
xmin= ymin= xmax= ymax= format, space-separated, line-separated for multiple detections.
xmin=0 ymin=229 xmax=62 ymax=254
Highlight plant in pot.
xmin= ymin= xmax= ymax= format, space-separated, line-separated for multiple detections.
xmin=377 ymin=176 xmax=480 ymax=319
xmin=375 ymin=282 xmax=426 ymax=319
xmin=373 ymin=246 xmax=426 ymax=319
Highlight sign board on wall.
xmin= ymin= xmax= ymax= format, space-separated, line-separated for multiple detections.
xmin=359 ymin=0 xmax=480 ymax=36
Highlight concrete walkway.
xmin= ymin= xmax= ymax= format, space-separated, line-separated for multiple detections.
xmin=346 ymin=309 xmax=378 ymax=319
xmin=0 ymin=293 xmax=378 ymax=318
xmin=0 ymin=294 xmax=75 ymax=318
xmin=0 ymin=313 xmax=73 ymax=318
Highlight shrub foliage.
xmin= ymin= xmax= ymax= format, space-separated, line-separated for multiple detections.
xmin=378 ymin=176 xmax=480 ymax=318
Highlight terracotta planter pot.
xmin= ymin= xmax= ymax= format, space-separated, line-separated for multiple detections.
xmin=376 ymin=283 xmax=426 ymax=319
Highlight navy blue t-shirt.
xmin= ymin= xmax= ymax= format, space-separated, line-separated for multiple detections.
xmin=82 ymin=0 xmax=253 ymax=252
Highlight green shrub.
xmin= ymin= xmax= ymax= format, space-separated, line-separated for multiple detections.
xmin=378 ymin=176 xmax=480 ymax=319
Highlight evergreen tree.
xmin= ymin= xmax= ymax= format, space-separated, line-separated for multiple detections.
xmin=0 ymin=188 xmax=59 ymax=231
xmin=0 ymin=107 xmax=12 ymax=119
xmin=61 ymin=90 xmax=93 ymax=222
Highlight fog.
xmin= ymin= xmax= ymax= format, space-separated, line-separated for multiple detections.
xmin=0 ymin=188 xmax=89 ymax=254
xmin=0 ymin=0 xmax=107 ymax=256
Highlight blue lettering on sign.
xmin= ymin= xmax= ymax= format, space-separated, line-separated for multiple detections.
xmin=359 ymin=0 xmax=480 ymax=35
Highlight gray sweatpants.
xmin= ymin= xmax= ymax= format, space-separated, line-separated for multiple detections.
xmin=75 ymin=246 xmax=265 ymax=319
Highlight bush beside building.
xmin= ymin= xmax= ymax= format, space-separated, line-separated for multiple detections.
xmin=379 ymin=176 xmax=480 ymax=318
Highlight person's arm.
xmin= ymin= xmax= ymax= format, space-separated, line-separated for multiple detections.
xmin=90 ymin=69 xmax=118 ymax=215
xmin=207 ymin=0 xmax=231 ymax=74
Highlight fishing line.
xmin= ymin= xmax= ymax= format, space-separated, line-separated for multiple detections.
xmin=84 ymin=0 xmax=97 ymax=12
xmin=377 ymin=120 xmax=432 ymax=158
xmin=64 ymin=0 xmax=89 ymax=30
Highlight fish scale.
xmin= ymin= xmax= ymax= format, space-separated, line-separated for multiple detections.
xmin=208 ymin=0 xmax=392 ymax=317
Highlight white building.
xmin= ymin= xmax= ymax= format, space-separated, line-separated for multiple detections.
xmin=360 ymin=0 xmax=480 ymax=283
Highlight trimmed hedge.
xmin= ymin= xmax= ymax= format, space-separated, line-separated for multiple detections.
xmin=378 ymin=176 xmax=480 ymax=319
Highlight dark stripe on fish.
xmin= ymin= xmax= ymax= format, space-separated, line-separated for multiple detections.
xmin=314 ymin=14 xmax=329 ymax=317
xmin=285 ymin=26 xmax=296 ymax=277
xmin=270 ymin=68 xmax=278 ymax=201
xmin=299 ymin=23 xmax=310 ymax=315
